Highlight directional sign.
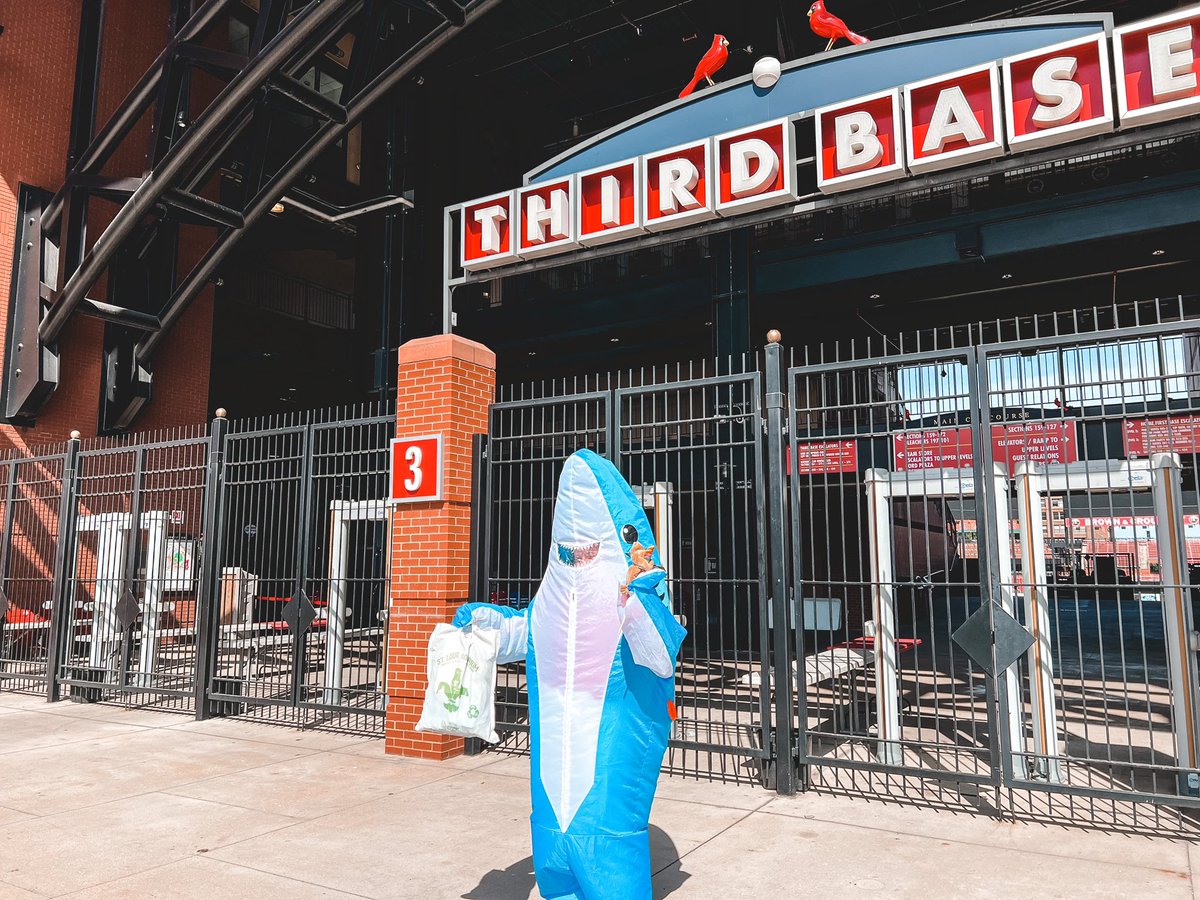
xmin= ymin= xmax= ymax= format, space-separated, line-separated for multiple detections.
xmin=895 ymin=421 xmax=1077 ymax=473
xmin=893 ymin=427 xmax=973 ymax=471
xmin=990 ymin=420 xmax=1077 ymax=472
xmin=792 ymin=440 xmax=858 ymax=476
xmin=1123 ymin=415 xmax=1200 ymax=457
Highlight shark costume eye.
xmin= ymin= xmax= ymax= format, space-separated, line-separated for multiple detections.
xmin=620 ymin=524 xmax=638 ymax=544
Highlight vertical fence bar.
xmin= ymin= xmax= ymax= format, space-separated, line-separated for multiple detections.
xmin=194 ymin=411 xmax=229 ymax=720
xmin=764 ymin=335 xmax=796 ymax=795
xmin=46 ymin=435 xmax=82 ymax=702
xmin=117 ymin=448 xmax=147 ymax=690
xmin=290 ymin=422 xmax=317 ymax=707
xmin=464 ymin=432 xmax=489 ymax=756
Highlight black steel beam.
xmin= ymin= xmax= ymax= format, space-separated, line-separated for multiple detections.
xmin=162 ymin=188 xmax=246 ymax=228
xmin=44 ymin=0 xmax=237 ymax=232
xmin=174 ymin=41 xmax=249 ymax=75
xmin=66 ymin=1 xmax=105 ymax=173
xmin=265 ymin=73 xmax=349 ymax=123
xmin=39 ymin=0 xmax=359 ymax=345
xmin=137 ymin=0 xmax=503 ymax=362
xmin=79 ymin=299 xmax=162 ymax=332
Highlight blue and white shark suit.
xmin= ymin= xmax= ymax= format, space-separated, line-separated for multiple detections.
xmin=453 ymin=449 xmax=686 ymax=900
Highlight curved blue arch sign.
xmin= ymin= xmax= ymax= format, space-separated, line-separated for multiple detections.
xmin=455 ymin=9 xmax=1200 ymax=273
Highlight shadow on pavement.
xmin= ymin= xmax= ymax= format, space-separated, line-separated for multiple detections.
xmin=461 ymin=826 xmax=690 ymax=898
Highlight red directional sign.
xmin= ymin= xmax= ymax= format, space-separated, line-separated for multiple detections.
xmin=893 ymin=427 xmax=974 ymax=471
xmin=990 ymin=420 xmax=1077 ymax=472
xmin=1123 ymin=415 xmax=1200 ymax=457
xmin=792 ymin=440 xmax=858 ymax=476
xmin=894 ymin=421 xmax=1077 ymax=473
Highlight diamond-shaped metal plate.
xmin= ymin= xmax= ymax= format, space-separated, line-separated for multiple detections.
xmin=114 ymin=587 xmax=142 ymax=630
xmin=991 ymin=603 xmax=1036 ymax=673
xmin=952 ymin=603 xmax=1034 ymax=677
xmin=281 ymin=589 xmax=317 ymax=633
xmin=0 ymin=588 xmax=8 ymax=622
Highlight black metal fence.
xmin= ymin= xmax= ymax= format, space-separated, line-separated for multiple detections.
xmin=0 ymin=403 xmax=393 ymax=737
xmin=475 ymin=296 xmax=1200 ymax=816
xmin=7 ymin=298 xmax=1200 ymax=819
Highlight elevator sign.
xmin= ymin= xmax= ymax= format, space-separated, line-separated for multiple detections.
xmin=390 ymin=434 xmax=443 ymax=503
xmin=894 ymin=421 xmax=1078 ymax=472
xmin=1123 ymin=414 xmax=1200 ymax=456
xmin=991 ymin=421 xmax=1078 ymax=471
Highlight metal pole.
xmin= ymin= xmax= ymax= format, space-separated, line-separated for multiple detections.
xmin=290 ymin=422 xmax=317 ymax=707
xmin=464 ymin=432 xmax=489 ymax=756
xmin=117 ymin=448 xmax=147 ymax=690
xmin=764 ymin=332 xmax=796 ymax=795
xmin=1150 ymin=452 xmax=1200 ymax=795
xmin=46 ymin=434 xmax=82 ymax=702
xmin=1013 ymin=461 xmax=1062 ymax=782
xmin=863 ymin=468 xmax=902 ymax=767
xmin=193 ymin=410 xmax=229 ymax=720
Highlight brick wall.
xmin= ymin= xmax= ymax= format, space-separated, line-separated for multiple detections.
xmin=0 ymin=1 xmax=213 ymax=447
xmin=385 ymin=334 xmax=495 ymax=759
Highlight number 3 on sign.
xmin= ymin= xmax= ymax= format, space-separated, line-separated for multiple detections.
xmin=390 ymin=434 xmax=442 ymax=502
xmin=404 ymin=445 xmax=423 ymax=491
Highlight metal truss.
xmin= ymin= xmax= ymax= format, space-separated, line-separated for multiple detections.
xmin=5 ymin=0 xmax=497 ymax=432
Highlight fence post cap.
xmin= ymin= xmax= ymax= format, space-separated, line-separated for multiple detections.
xmin=69 ymin=430 xmax=81 ymax=440
xmin=215 ymin=408 xmax=227 ymax=419
xmin=766 ymin=329 xmax=782 ymax=344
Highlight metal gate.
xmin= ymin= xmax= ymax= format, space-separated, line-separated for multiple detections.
xmin=207 ymin=407 xmax=393 ymax=734
xmin=476 ymin=366 xmax=775 ymax=782
xmin=787 ymin=299 xmax=1200 ymax=810
xmin=0 ymin=404 xmax=393 ymax=736
xmin=474 ymin=299 xmax=1200 ymax=810
xmin=0 ymin=446 xmax=69 ymax=694
xmin=58 ymin=428 xmax=212 ymax=710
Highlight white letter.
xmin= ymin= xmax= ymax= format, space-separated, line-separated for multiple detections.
xmin=834 ymin=111 xmax=884 ymax=174
xmin=473 ymin=204 xmax=507 ymax=253
xmin=525 ymin=189 xmax=570 ymax=244
xmin=729 ymin=138 xmax=780 ymax=197
xmin=1148 ymin=25 xmax=1197 ymax=102
xmin=600 ymin=174 xmax=622 ymax=227
xmin=1031 ymin=56 xmax=1083 ymax=127
xmin=658 ymin=158 xmax=701 ymax=213
xmin=922 ymin=85 xmax=987 ymax=153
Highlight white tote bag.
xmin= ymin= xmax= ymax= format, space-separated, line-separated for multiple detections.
xmin=415 ymin=623 xmax=500 ymax=743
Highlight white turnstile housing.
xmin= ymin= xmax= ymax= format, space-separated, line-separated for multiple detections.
xmin=864 ymin=465 xmax=1019 ymax=768
xmin=1014 ymin=456 xmax=1200 ymax=788
xmin=324 ymin=499 xmax=390 ymax=705
xmin=75 ymin=510 xmax=172 ymax=684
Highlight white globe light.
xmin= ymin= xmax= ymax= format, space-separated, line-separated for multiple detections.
xmin=752 ymin=56 xmax=781 ymax=89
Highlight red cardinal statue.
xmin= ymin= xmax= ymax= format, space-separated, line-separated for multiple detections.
xmin=679 ymin=34 xmax=730 ymax=98
xmin=808 ymin=1 xmax=869 ymax=51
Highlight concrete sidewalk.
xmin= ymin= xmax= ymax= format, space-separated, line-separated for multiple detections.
xmin=0 ymin=691 xmax=1197 ymax=899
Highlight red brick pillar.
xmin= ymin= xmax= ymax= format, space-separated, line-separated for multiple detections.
xmin=385 ymin=334 xmax=496 ymax=758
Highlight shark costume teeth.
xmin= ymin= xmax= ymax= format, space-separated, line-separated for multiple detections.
xmin=453 ymin=449 xmax=686 ymax=900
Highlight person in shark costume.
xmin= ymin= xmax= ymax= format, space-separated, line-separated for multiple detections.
xmin=453 ymin=449 xmax=686 ymax=900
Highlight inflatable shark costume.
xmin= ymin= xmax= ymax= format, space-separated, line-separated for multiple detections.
xmin=453 ymin=449 xmax=686 ymax=900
